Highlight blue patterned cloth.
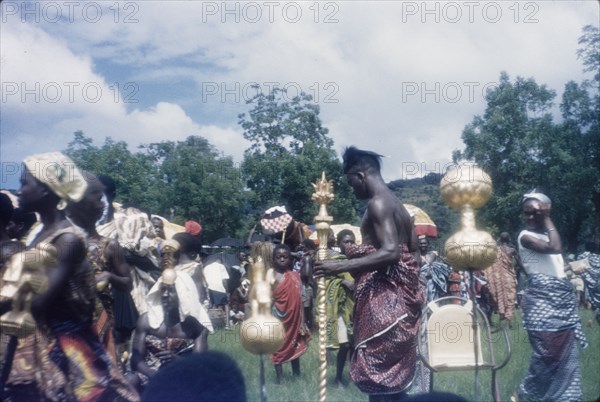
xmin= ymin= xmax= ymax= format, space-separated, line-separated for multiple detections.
xmin=519 ymin=273 xmax=587 ymax=402
xmin=521 ymin=274 xmax=588 ymax=348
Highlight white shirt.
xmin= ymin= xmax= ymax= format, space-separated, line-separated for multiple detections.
xmin=518 ymin=230 xmax=565 ymax=278
xmin=203 ymin=262 xmax=230 ymax=293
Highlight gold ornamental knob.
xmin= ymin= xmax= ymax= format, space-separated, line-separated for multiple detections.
xmin=440 ymin=164 xmax=492 ymax=210
xmin=441 ymin=163 xmax=497 ymax=271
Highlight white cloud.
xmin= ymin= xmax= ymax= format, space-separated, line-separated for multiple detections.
xmin=1 ymin=0 xmax=598 ymax=192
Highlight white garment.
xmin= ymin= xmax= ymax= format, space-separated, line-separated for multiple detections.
xmin=518 ymin=230 xmax=565 ymax=278
xmin=203 ymin=262 xmax=229 ymax=293
xmin=146 ymin=271 xmax=214 ymax=333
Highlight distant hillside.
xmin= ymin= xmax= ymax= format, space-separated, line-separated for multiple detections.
xmin=388 ymin=173 xmax=460 ymax=253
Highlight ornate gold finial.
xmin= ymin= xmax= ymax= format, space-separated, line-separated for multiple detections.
xmin=313 ymin=171 xmax=334 ymax=402
xmin=440 ymin=163 xmax=497 ymax=270
xmin=240 ymin=252 xmax=285 ymax=355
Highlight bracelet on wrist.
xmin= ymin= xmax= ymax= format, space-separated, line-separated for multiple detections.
xmin=547 ymin=228 xmax=556 ymax=233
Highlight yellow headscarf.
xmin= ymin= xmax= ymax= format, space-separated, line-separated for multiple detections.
xmin=22 ymin=152 xmax=87 ymax=210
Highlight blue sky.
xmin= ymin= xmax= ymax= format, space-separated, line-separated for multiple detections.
xmin=1 ymin=1 xmax=598 ymax=191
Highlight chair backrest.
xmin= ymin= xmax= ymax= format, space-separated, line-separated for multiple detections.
xmin=426 ymin=299 xmax=484 ymax=369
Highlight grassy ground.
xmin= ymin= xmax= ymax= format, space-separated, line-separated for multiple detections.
xmin=211 ymin=309 xmax=599 ymax=402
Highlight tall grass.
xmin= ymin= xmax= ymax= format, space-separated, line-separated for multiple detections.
xmin=210 ymin=309 xmax=599 ymax=402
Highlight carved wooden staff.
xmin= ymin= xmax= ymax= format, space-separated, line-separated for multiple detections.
xmin=312 ymin=172 xmax=334 ymax=402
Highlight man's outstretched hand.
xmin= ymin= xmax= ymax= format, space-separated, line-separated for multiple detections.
xmin=313 ymin=259 xmax=345 ymax=278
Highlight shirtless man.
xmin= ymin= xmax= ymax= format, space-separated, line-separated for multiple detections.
xmin=314 ymin=147 xmax=423 ymax=402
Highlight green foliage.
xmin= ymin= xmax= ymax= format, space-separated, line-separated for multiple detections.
xmin=66 ymin=132 xmax=246 ymax=243
xmin=143 ymin=136 xmax=245 ymax=241
xmin=239 ymin=88 xmax=358 ymax=225
xmin=455 ymin=65 xmax=599 ymax=251
xmin=65 ymin=131 xmax=161 ymax=212
xmin=577 ymin=25 xmax=600 ymax=85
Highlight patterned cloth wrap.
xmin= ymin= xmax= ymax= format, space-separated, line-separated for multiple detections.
xmin=325 ymin=272 xmax=354 ymax=349
xmin=578 ymin=252 xmax=600 ymax=317
xmin=521 ymin=274 xmax=588 ymax=348
xmin=346 ymin=243 xmax=424 ymax=395
xmin=519 ymin=273 xmax=588 ymax=402
xmin=270 ymin=271 xmax=311 ymax=365
xmin=1 ymin=225 xmax=139 ymax=402
xmin=419 ymin=259 xmax=451 ymax=303
xmin=484 ymin=244 xmax=517 ymax=321
xmin=135 ymin=334 xmax=194 ymax=386
xmin=88 ymin=236 xmax=118 ymax=364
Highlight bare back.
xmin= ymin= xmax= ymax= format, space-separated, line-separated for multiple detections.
xmin=361 ymin=188 xmax=414 ymax=251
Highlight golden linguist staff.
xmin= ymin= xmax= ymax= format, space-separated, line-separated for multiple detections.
xmin=312 ymin=171 xmax=334 ymax=402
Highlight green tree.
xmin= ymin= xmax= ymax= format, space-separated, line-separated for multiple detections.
xmin=239 ymin=88 xmax=357 ymax=225
xmin=563 ymin=24 xmax=600 ymax=248
xmin=455 ymin=72 xmax=557 ymax=236
xmin=144 ymin=136 xmax=245 ymax=242
xmin=65 ymin=131 xmax=160 ymax=211
xmin=455 ymin=64 xmax=598 ymax=251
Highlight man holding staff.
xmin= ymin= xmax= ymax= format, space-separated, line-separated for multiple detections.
xmin=314 ymin=147 xmax=423 ymax=402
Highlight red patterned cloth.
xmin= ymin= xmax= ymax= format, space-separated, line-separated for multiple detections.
xmin=270 ymin=271 xmax=311 ymax=365
xmin=347 ymin=243 xmax=424 ymax=395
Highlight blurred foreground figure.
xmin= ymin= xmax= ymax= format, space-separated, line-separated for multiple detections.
xmin=142 ymin=351 xmax=246 ymax=402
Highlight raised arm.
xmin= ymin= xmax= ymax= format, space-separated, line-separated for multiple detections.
xmin=520 ymin=203 xmax=562 ymax=254
xmin=130 ymin=314 xmax=156 ymax=378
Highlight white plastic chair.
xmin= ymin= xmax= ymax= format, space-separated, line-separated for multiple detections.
xmin=417 ymin=296 xmax=511 ymax=402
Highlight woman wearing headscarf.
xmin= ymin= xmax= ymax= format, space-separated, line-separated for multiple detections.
xmin=0 ymin=152 xmax=138 ymax=401
xmin=517 ymin=191 xmax=587 ymax=402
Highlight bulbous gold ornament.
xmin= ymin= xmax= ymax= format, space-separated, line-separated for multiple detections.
xmin=444 ymin=207 xmax=497 ymax=271
xmin=240 ymin=256 xmax=285 ymax=355
xmin=240 ymin=312 xmax=285 ymax=355
xmin=441 ymin=164 xmax=492 ymax=210
xmin=441 ymin=164 xmax=497 ymax=271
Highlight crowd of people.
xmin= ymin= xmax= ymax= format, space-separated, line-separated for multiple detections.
xmin=0 ymin=148 xmax=598 ymax=402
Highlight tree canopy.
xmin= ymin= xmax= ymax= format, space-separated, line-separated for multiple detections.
xmin=239 ymin=87 xmax=358 ymax=226
xmin=454 ymin=26 xmax=599 ymax=251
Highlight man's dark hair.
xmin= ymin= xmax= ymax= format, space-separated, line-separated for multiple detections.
xmin=142 ymin=351 xmax=247 ymax=402
xmin=98 ymin=175 xmax=117 ymax=200
xmin=172 ymin=232 xmax=202 ymax=256
xmin=336 ymin=229 xmax=355 ymax=245
xmin=274 ymin=243 xmax=291 ymax=255
xmin=0 ymin=193 xmax=14 ymax=225
xmin=342 ymin=146 xmax=383 ymax=174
